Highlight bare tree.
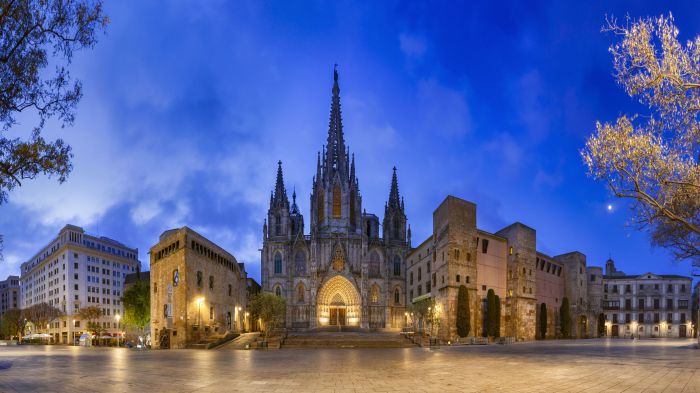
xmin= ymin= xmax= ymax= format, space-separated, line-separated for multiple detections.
xmin=582 ymin=14 xmax=700 ymax=270
xmin=23 ymin=302 xmax=63 ymax=332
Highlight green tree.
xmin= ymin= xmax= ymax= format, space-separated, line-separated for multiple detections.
xmin=597 ymin=313 xmax=606 ymax=337
xmin=249 ymin=292 xmax=286 ymax=341
xmin=456 ymin=285 xmax=470 ymax=338
xmin=494 ymin=295 xmax=501 ymax=338
xmin=121 ymin=279 xmax=150 ymax=332
xmin=582 ymin=14 xmax=700 ymax=267
xmin=560 ymin=297 xmax=571 ymax=338
xmin=486 ymin=289 xmax=496 ymax=338
xmin=0 ymin=0 xmax=108 ymax=260
xmin=0 ymin=308 xmax=26 ymax=339
xmin=78 ymin=305 xmax=104 ymax=341
xmin=539 ymin=303 xmax=548 ymax=339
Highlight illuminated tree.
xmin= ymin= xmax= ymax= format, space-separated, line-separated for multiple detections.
xmin=582 ymin=14 xmax=700 ymax=268
xmin=122 ymin=279 xmax=150 ymax=332
xmin=249 ymin=292 xmax=286 ymax=342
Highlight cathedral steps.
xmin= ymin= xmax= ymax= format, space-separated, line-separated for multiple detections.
xmin=281 ymin=330 xmax=416 ymax=349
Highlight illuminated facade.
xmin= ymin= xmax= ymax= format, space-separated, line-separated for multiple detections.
xmin=261 ymin=68 xmax=409 ymax=329
xmin=150 ymin=227 xmax=248 ymax=349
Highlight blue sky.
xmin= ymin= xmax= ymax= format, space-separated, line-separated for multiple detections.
xmin=1 ymin=1 xmax=698 ymax=285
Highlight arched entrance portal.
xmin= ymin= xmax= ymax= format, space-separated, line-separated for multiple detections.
xmin=317 ymin=275 xmax=361 ymax=327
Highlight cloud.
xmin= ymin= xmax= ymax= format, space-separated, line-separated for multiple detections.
xmin=399 ymin=32 xmax=428 ymax=58
xmin=416 ymin=79 xmax=471 ymax=138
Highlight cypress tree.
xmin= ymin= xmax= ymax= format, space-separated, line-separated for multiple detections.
xmin=487 ymin=289 xmax=496 ymax=337
xmin=539 ymin=303 xmax=547 ymax=339
xmin=456 ymin=285 xmax=470 ymax=337
xmin=560 ymin=297 xmax=571 ymax=338
xmin=494 ymin=295 xmax=501 ymax=338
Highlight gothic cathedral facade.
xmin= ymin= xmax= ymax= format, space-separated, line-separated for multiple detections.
xmin=261 ymin=68 xmax=410 ymax=329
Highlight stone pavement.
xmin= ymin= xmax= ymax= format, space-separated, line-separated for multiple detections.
xmin=0 ymin=338 xmax=698 ymax=392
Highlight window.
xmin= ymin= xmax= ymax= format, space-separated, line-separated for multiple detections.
xmin=74 ymin=284 xmax=78 ymax=290
xmin=613 ymin=314 xmax=618 ymax=323
xmin=297 ymin=284 xmax=305 ymax=303
xmin=394 ymin=288 xmax=400 ymax=304
xmin=604 ymin=284 xmax=608 ymax=293
xmin=625 ymin=285 xmax=631 ymax=293
xmin=653 ymin=299 xmax=660 ymax=309
xmin=482 ymin=239 xmax=489 ymax=254
xmin=681 ymin=284 xmax=686 ymax=293
xmin=667 ymin=313 xmax=672 ymax=322
xmin=274 ymin=253 xmax=282 ymax=275
xmin=410 ymin=272 xmax=413 ymax=285
xmin=639 ymin=313 xmax=645 ymax=323
xmin=667 ymin=299 xmax=674 ymax=309
xmin=275 ymin=214 xmax=281 ymax=236
xmin=417 ymin=285 xmax=422 ymax=296
xmin=590 ymin=274 xmax=596 ymax=282
xmin=679 ymin=300 xmax=689 ymax=308
xmin=393 ymin=256 xmax=401 ymax=276
xmin=427 ymin=262 xmax=431 ymax=273
xmin=210 ymin=306 xmax=214 ymax=320
xmin=317 ymin=192 xmax=324 ymax=221
xmin=295 ymin=251 xmax=306 ymax=275
xmin=228 ymin=284 xmax=232 ymax=297
xmin=369 ymin=251 xmax=380 ymax=277
xmin=426 ymin=281 xmax=431 ymax=293
xmin=418 ymin=267 xmax=422 ymax=281
xmin=456 ymin=274 xmax=461 ymax=283
xmin=667 ymin=284 xmax=673 ymax=293
xmin=196 ymin=271 xmax=203 ymax=288
xmin=332 ymin=184 xmax=341 ymax=218
xmin=275 ymin=286 xmax=282 ymax=297
xmin=371 ymin=285 xmax=379 ymax=303
xmin=681 ymin=313 xmax=686 ymax=323
xmin=625 ymin=299 xmax=631 ymax=310
xmin=638 ymin=298 xmax=645 ymax=310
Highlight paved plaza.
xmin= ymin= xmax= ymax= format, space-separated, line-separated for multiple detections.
xmin=0 ymin=339 xmax=699 ymax=392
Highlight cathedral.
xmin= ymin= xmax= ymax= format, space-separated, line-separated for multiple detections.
xmin=261 ymin=68 xmax=410 ymax=329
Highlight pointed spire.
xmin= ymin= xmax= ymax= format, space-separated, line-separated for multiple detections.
xmin=350 ymin=153 xmax=355 ymax=183
xmin=291 ymin=187 xmax=300 ymax=215
xmin=324 ymin=64 xmax=348 ymax=181
xmin=388 ymin=166 xmax=401 ymax=210
xmin=272 ymin=160 xmax=289 ymax=209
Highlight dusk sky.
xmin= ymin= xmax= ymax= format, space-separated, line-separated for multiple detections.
xmin=1 ymin=1 xmax=698 ymax=285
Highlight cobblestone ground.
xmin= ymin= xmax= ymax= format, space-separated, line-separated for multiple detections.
xmin=0 ymin=338 xmax=698 ymax=392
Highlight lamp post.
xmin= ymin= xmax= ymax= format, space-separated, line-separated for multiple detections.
xmin=115 ymin=314 xmax=121 ymax=347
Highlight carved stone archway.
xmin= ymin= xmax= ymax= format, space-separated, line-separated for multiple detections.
xmin=316 ymin=275 xmax=361 ymax=326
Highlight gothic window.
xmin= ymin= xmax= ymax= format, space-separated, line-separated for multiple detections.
xmin=196 ymin=271 xmax=203 ymax=288
xmin=371 ymin=284 xmax=380 ymax=304
xmin=366 ymin=221 xmax=371 ymax=238
xmin=275 ymin=214 xmax=281 ymax=236
xmin=318 ymin=192 xmax=324 ymax=221
xmin=394 ymin=218 xmax=399 ymax=240
xmin=297 ymin=283 xmax=305 ymax=303
xmin=333 ymin=184 xmax=341 ymax=218
xmin=295 ymin=251 xmax=306 ymax=275
xmin=274 ymin=253 xmax=282 ymax=275
xmin=349 ymin=191 xmax=356 ymax=223
xmin=332 ymin=245 xmax=345 ymax=272
xmin=275 ymin=285 xmax=282 ymax=297
xmin=394 ymin=288 xmax=400 ymax=304
xmin=393 ymin=255 xmax=401 ymax=276
xmin=369 ymin=251 xmax=380 ymax=277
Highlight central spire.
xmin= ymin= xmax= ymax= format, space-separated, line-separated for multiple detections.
xmin=387 ymin=166 xmax=401 ymax=210
xmin=324 ymin=64 xmax=348 ymax=182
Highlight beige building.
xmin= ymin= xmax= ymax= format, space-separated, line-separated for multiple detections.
xmin=150 ymin=227 xmax=248 ymax=349
xmin=19 ymin=224 xmax=140 ymax=344
xmin=601 ymin=259 xmax=693 ymax=338
xmin=0 ymin=275 xmax=19 ymax=319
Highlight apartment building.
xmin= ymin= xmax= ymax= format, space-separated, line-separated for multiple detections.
xmin=0 ymin=275 xmax=20 ymax=317
xmin=19 ymin=225 xmax=140 ymax=344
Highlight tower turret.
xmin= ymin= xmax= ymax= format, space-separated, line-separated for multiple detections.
xmin=267 ymin=160 xmax=291 ymax=239
xmin=383 ymin=166 xmax=407 ymax=243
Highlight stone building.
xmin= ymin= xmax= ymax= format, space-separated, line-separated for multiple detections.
xmin=19 ymin=225 xmax=140 ymax=344
xmin=261 ymin=68 xmax=409 ymax=329
xmin=534 ymin=254 xmax=565 ymax=338
xmin=0 ymin=275 xmax=19 ymax=319
xmin=150 ymin=227 xmax=248 ymax=349
xmin=600 ymin=259 xmax=693 ymax=338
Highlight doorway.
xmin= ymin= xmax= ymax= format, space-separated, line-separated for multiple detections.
xmin=330 ymin=307 xmax=346 ymax=326
xmin=680 ymin=324 xmax=687 ymax=338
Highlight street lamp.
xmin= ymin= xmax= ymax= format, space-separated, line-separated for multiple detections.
xmin=115 ymin=314 xmax=121 ymax=347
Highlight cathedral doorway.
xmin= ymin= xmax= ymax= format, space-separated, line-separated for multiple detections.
xmin=317 ymin=275 xmax=361 ymax=327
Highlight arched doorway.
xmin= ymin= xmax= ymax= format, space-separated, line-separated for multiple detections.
xmin=317 ymin=275 xmax=361 ymax=327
